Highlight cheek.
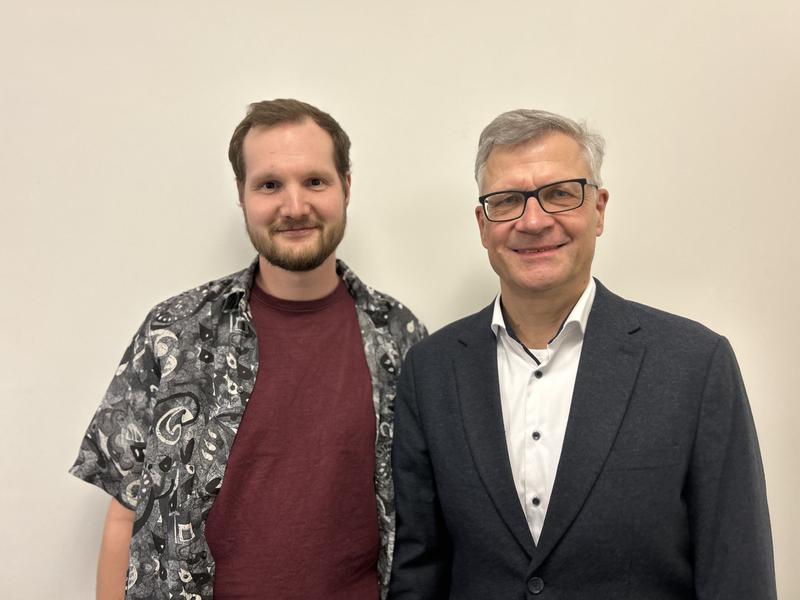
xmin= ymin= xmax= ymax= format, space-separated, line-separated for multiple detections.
xmin=567 ymin=216 xmax=598 ymax=242
xmin=325 ymin=200 xmax=347 ymax=220
xmin=479 ymin=221 xmax=501 ymax=250
xmin=242 ymin=205 xmax=257 ymax=226
xmin=480 ymin=226 xmax=490 ymax=249
xmin=314 ymin=194 xmax=346 ymax=219
xmin=493 ymin=223 xmax=519 ymax=251
xmin=243 ymin=200 xmax=275 ymax=224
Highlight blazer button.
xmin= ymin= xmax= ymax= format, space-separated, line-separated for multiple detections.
xmin=527 ymin=576 xmax=544 ymax=594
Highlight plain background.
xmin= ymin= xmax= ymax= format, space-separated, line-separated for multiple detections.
xmin=1 ymin=1 xmax=797 ymax=597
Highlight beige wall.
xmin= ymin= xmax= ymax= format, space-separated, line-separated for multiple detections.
xmin=1 ymin=0 xmax=797 ymax=596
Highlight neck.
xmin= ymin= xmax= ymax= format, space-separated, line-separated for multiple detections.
xmin=255 ymin=254 xmax=340 ymax=301
xmin=500 ymin=277 xmax=590 ymax=349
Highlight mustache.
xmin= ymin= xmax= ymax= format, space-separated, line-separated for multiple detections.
xmin=268 ymin=218 xmax=322 ymax=233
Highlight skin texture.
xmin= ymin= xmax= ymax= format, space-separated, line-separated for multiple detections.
xmin=96 ymin=498 xmax=134 ymax=600
xmin=239 ymin=118 xmax=350 ymax=301
xmin=475 ymin=132 xmax=609 ymax=348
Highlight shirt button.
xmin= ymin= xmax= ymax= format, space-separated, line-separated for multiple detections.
xmin=532 ymin=497 xmax=541 ymax=507
xmin=534 ymin=370 xmax=543 ymax=379
xmin=532 ymin=431 xmax=541 ymax=441
xmin=528 ymin=576 xmax=545 ymax=594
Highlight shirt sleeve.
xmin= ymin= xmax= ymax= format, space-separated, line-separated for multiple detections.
xmin=69 ymin=315 xmax=160 ymax=510
xmin=391 ymin=307 xmax=428 ymax=360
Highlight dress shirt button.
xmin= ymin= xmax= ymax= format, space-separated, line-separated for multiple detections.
xmin=527 ymin=576 xmax=545 ymax=594
xmin=532 ymin=497 xmax=541 ymax=507
xmin=532 ymin=431 xmax=541 ymax=441
xmin=534 ymin=370 xmax=543 ymax=379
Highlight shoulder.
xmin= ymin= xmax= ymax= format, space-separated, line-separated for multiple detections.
xmin=140 ymin=262 xmax=255 ymax=335
xmin=594 ymin=280 xmax=725 ymax=358
xmin=337 ymin=260 xmax=427 ymax=347
xmin=410 ymin=302 xmax=493 ymax=357
xmin=362 ymin=283 xmax=423 ymax=329
xmin=630 ymin=300 xmax=718 ymax=338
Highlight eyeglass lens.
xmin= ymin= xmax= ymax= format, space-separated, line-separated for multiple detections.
xmin=485 ymin=180 xmax=584 ymax=220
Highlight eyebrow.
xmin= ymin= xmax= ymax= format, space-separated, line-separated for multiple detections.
xmin=248 ymin=168 xmax=337 ymax=183
xmin=486 ymin=176 xmax=589 ymax=193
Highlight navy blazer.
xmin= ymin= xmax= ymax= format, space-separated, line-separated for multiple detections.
xmin=389 ymin=280 xmax=776 ymax=600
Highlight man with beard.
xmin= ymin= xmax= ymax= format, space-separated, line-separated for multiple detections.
xmin=71 ymin=99 xmax=426 ymax=600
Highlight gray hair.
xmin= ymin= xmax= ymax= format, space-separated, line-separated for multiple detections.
xmin=474 ymin=109 xmax=606 ymax=186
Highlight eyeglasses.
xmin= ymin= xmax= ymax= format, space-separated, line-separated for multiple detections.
xmin=478 ymin=178 xmax=598 ymax=222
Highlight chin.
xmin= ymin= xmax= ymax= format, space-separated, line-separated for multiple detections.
xmin=508 ymin=273 xmax=568 ymax=294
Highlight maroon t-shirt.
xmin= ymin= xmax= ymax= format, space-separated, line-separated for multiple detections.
xmin=205 ymin=280 xmax=379 ymax=599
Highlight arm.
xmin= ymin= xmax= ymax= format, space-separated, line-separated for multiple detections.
xmin=70 ymin=318 xmax=159 ymax=597
xmin=97 ymin=498 xmax=134 ymax=600
xmin=389 ymin=348 xmax=452 ymax=599
xmin=687 ymin=337 xmax=777 ymax=599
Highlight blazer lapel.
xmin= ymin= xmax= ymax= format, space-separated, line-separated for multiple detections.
xmin=455 ymin=304 xmax=535 ymax=557
xmin=531 ymin=281 xmax=645 ymax=570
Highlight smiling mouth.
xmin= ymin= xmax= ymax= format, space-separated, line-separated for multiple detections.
xmin=513 ymin=242 xmax=567 ymax=254
xmin=273 ymin=223 xmax=320 ymax=234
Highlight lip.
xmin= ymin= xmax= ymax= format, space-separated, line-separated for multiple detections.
xmin=511 ymin=242 xmax=567 ymax=255
xmin=274 ymin=226 xmax=319 ymax=238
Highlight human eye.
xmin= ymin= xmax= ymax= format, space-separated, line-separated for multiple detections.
xmin=541 ymin=182 xmax=581 ymax=208
xmin=306 ymin=177 xmax=327 ymax=189
xmin=486 ymin=192 xmax=523 ymax=218
xmin=257 ymin=180 xmax=280 ymax=192
xmin=488 ymin=193 xmax=520 ymax=208
xmin=551 ymin=185 xmax=578 ymax=198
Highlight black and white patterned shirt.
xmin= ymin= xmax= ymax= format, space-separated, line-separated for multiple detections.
xmin=70 ymin=259 xmax=426 ymax=599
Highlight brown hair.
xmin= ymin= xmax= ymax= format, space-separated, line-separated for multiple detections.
xmin=228 ymin=98 xmax=351 ymax=188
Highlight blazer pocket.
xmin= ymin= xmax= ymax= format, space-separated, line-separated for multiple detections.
xmin=603 ymin=445 xmax=681 ymax=471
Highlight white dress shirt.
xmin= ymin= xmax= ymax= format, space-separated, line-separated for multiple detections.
xmin=491 ymin=279 xmax=596 ymax=544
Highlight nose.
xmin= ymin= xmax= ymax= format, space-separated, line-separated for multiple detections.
xmin=515 ymin=197 xmax=555 ymax=233
xmin=279 ymin=185 xmax=311 ymax=219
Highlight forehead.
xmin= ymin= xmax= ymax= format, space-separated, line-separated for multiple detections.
xmin=481 ymin=132 xmax=590 ymax=192
xmin=242 ymin=118 xmax=336 ymax=179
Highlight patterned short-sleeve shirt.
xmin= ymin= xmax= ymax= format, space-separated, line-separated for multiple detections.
xmin=70 ymin=259 xmax=427 ymax=599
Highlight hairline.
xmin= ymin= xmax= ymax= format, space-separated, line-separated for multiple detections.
xmin=474 ymin=110 xmax=605 ymax=189
xmin=476 ymin=133 xmax=601 ymax=192
xmin=235 ymin=116 xmax=350 ymax=197
xmin=229 ymin=99 xmax=351 ymax=197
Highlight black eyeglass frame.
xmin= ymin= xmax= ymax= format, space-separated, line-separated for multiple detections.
xmin=478 ymin=177 xmax=599 ymax=222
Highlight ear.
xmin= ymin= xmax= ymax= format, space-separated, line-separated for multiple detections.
xmin=344 ymin=173 xmax=352 ymax=206
xmin=595 ymin=188 xmax=609 ymax=236
xmin=475 ymin=205 xmax=490 ymax=249
xmin=236 ymin=181 xmax=245 ymax=207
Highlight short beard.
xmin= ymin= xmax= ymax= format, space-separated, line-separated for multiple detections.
xmin=245 ymin=212 xmax=346 ymax=272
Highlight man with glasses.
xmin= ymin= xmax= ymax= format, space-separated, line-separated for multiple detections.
xmin=389 ymin=109 xmax=776 ymax=599
xmin=71 ymin=99 xmax=425 ymax=600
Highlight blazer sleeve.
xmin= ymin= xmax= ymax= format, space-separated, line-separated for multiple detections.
xmin=687 ymin=336 xmax=777 ymax=599
xmin=389 ymin=346 xmax=452 ymax=599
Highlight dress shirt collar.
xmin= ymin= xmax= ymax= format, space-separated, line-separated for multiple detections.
xmin=490 ymin=277 xmax=597 ymax=350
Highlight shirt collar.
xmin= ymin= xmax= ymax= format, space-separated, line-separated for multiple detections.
xmin=221 ymin=257 xmax=260 ymax=316
xmin=490 ymin=277 xmax=597 ymax=347
xmin=229 ymin=256 xmax=380 ymax=318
